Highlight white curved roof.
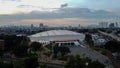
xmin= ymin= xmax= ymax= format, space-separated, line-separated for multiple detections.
xmin=30 ymin=30 xmax=82 ymax=37
xmin=29 ymin=30 xmax=85 ymax=42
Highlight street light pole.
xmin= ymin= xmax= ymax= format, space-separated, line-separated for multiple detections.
xmin=85 ymin=62 xmax=89 ymax=68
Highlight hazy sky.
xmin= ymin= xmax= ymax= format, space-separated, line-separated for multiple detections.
xmin=0 ymin=0 xmax=120 ymax=26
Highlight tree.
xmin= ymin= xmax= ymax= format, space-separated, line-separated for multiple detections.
xmin=88 ymin=60 xmax=105 ymax=68
xmin=85 ymin=34 xmax=94 ymax=46
xmin=65 ymin=56 xmax=75 ymax=68
xmin=30 ymin=42 xmax=42 ymax=51
xmin=75 ymin=54 xmax=81 ymax=60
xmin=53 ymin=45 xmax=70 ymax=59
xmin=65 ymin=55 xmax=105 ymax=68
xmin=45 ymin=44 xmax=52 ymax=50
xmin=0 ymin=35 xmax=30 ymax=52
xmin=24 ymin=56 xmax=38 ymax=68
xmin=59 ymin=47 xmax=70 ymax=56
xmin=53 ymin=44 xmax=59 ymax=58
xmin=0 ymin=59 xmax=13 ymax=68
xmin=43 ymin=51 xmax=52 ymax=57
xmin=13 ymin=43 xmax=28 ymax=57
xmin=0 ymin=48 xmax=3 ymax=57
xmin=85 ymin=34 xmax=91 ymax=41
xmin=65 ymin=55 xmax=86 ymax=68
xmin=104 ymin=41 xmax=120 ymax=53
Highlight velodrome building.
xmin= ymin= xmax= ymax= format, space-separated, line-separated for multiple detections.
xmin=29 ymin=30 xmax=85 ymax=47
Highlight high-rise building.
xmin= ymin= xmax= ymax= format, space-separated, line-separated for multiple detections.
xmin=78 ymin=24 xmax=81 ymax=29
xmin=39 ymin=23 xmax=44 ymax=28
xmin=109 ymin=23 xmax=115 ymax=28
xmin=115 ymin=22 xmax=119 ymax=28
xmin=99 ymin=22 xmax=108 ymax=28
xmin=31 ymin=24 xmax=34 ymax=28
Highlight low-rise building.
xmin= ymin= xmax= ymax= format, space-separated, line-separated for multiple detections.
xmin=94 ymin=38 xmax=107 ymax=46
xmin=92 ymin=34 xmax=107 ymax=46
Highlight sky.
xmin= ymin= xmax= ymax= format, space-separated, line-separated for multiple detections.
xmin=0 ymin=0 xmax=120 ymax=26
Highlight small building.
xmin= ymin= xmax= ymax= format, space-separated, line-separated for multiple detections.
xmin=92 ymin=34 xmax=107 ymax=46
xmin=94 ymin=38 xmax=107 ymax=46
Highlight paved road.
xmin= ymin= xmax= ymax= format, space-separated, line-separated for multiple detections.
xmin=99 ymin=31 xmax=120 ymax=42
xmin=69 ymin=46 xmax=114 ymax=68
xmin=38 ymin=61 xmax=65 ymax=68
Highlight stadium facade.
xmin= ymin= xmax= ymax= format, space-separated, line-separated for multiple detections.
xmin=29 ymin=30 xmax=85 ymax=46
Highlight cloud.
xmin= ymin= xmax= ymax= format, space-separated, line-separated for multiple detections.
xmin=0 ymin=7 xmax=119 ymax=25
xmin=61 ymin=3 xmax=68 ymax=8
xmin=10 ymin=18 xmax=97 ymax=26
xmin=0 ymin=8 xmax=118 ymax=20
xmin=1 ymin=0 xmax=21 ymax=2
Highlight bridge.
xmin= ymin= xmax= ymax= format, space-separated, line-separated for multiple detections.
xmin=98 ymin=31 xmax=120 ymax=42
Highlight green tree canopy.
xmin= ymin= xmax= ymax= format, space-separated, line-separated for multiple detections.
xmin=13 ymin=43 xmax=28 ymax=58
xmin=30 ymin=42 xmax=42 ymax=51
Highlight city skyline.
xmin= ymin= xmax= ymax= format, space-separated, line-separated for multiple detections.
xmin=0 ymin=0 xmax=120 ymax=26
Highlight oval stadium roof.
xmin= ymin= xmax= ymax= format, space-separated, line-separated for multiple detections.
xmin=29 ymin=30 xmax=85 ymax=42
